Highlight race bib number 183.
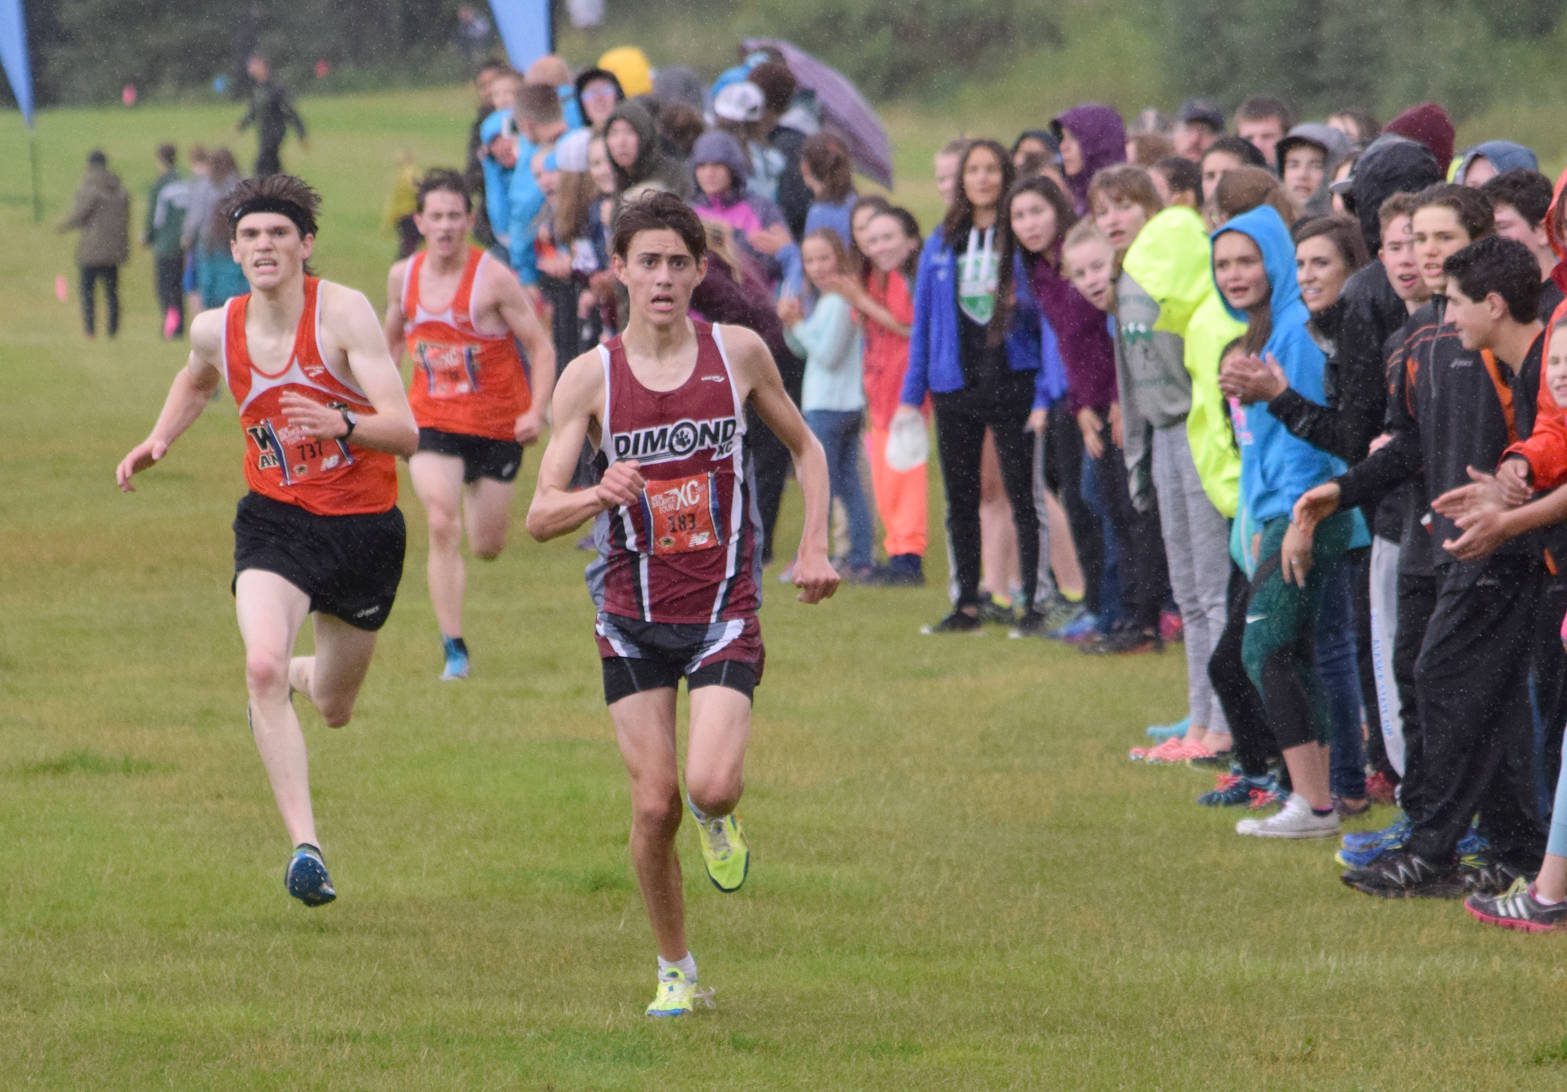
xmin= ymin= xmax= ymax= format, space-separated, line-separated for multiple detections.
xmin=642 ymin=472 xmax=719 ymax=555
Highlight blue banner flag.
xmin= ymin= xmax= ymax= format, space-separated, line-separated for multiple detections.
xmin=0 ymin=0 xmax=32 ymax=126
xmin=488 ymin=0 xmax=553 ymax=74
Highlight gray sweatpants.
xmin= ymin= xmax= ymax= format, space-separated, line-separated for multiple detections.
xmin=1368 ymin=534 xmax=1404 ymax=775
xmin=1150 ymin=423 xmax=1230 ymax=733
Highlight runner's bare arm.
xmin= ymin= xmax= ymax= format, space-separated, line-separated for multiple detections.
xmin=722 ymin=325 xmax=839 ymax=604
xmin=493 ymin=267 xmax=558 ymax=443
xmin=288 ymin=282 xmax=418 ymax=456
xmin=383 ymin=259 xmax=409 ymax=362
xmin=116 ymin=308 xmax=226 ymax=491
xmin=525 ymin=350 xmax=643 ymax=541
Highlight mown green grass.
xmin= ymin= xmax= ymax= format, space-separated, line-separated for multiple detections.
xmin=5 ymin=89 xmax=1567 ymax=1091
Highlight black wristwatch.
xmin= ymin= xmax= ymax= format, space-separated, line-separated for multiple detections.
xmin=338 ymin=408 xmax=357 ymax=440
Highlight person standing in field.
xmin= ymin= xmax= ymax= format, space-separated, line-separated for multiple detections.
xmin=145 ymin=142 xmax=189 ymax=338
xmin=525 ymin=192 xmax=838 ymax=1017
xmin=58 ymin=149 xmax=130 ymax=339
xmin=116 ymin=174 xmax=418 ymax=908
xmin=383 ymin=169 xmax=555 ymax=681
xmin=238 ymin=53 xmax=307 ymax=178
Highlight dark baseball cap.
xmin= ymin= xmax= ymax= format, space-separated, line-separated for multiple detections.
xmin=1176 ymin=97 xmax=1225 ymax=131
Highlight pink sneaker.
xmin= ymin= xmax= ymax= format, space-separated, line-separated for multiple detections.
xmin=1248 ymin=785 xmax=1285 ymax=810
xmin=1134 ymin=737 xmax=1199 ymax=765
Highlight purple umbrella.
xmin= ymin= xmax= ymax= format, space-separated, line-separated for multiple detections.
xmin=743 ymin=37 xmax=893 ymax=188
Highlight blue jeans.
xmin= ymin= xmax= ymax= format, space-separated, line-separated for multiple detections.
xmin=805 ymin=409 xmax=873 ymax=570
xmin=1317 ymin=558 xmax=1367 ymax=799
xmin=1548 ymin=726 xmax=1567 ymax=857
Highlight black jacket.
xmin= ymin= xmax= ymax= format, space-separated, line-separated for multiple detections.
xmin=1336 ymin=299 xmax=1540 ymax=578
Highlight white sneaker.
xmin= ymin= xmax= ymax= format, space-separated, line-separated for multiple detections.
xmin=1235 ymin=793 xmax=1340 ymax=839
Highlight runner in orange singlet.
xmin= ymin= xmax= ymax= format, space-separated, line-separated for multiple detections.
xmin=383 ymin=169 xmax=555 ymax=680
xmin=116 ymin=175 xmax=418 ymax=908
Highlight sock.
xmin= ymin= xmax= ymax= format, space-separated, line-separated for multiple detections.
xmin=686 ymin=794 xmax=710 ymax=822
xmin=443 ymin=636 xmax=468 ymax=655
xmin=1533 ymin=884 xmax=1564 ymax=906
xmin=1312 ymin=806 xmax=1335 ymax=817
xmin=658 ymin=952 xmax=698 ymax=981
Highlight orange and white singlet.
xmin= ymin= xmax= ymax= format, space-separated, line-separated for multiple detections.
xmin=223 ymin=276 xmax=398 ymax=516
xmin=402 ymin=246 xmax=530 ymax=441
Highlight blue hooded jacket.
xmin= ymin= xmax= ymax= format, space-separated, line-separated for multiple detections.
xmin=479 ymin=109 xmax=515 ymax=246
xmin=1454 ymin=140 xmax=1538 ymax=184
xmin=901 ymin=230 xmax=1067 ymax=412
xmin=1214 ymin=206 xmax=1348 ymax=525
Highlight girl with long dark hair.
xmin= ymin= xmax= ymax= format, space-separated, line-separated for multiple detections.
xmin=898 ymin=140 xmax=1060 ymax=633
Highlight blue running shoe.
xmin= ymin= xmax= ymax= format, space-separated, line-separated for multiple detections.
xmin=1341 ymin=813 xmax=1410 ymax=850
xmin=1198 ymin=768 xmax=1277 ymax=807
xmin=1146 ymin=715 xmax=1190 ymax=741
xmin=440 ymin=636 xmax=470 ymax=681
xmin=1336 ymin=822 xmax=1411 ymax=869
xmin=285 ymin=844 xmax=336 ymax=907
xmin=1052 ymin=611 xmax=1101 ymax=643
xmin=1456 ymin=825 xmax=1489 ymax=858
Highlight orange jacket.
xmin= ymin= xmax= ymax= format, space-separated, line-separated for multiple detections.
xmin=1502 ymin=168 xmax=1567 ymax=488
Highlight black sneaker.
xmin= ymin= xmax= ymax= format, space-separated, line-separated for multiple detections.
xmin=1341 ymin=849 xmax=1464 ymax=899
xmin=1082 ymin=625 xmax=1163 ymax=655
xmin=881 ymin=553 xmax=926 ymax=586
xmin=921 ymin=608 xmax=983 ymax=635
xmin=1465 ymin=878 xmax=1567 ymax=933
xmin=1460 ymin=854 xmax=1527 ymax=896
xmin=977 ymin=596 xmax=1018 ymax=626
xmin=1007 ymin=609 xmax=1047 ymax=639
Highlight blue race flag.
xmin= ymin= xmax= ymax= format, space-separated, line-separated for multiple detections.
xmin=0 ymin=0 xmax=33 ymax=127
xmin=488 ymin=0 xmax=553 ymax=74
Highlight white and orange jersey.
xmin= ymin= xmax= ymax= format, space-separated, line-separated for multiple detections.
xmin=402 ymin=246 xmax=530 ymax=441
xmin=224 ymin=276 xmax=398 ymax=516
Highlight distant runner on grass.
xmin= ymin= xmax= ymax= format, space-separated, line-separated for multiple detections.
xmin=383 ymin=168 xmax=555 ymax=681
xmin=525 ymin=192 xmax=838 ymax=1017
xmin=116 ymin=174 xmax=418 ymax=908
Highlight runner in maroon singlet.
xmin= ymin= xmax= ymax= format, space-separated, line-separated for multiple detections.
xmin=527 ymin=193 xmax=838 ymax=1017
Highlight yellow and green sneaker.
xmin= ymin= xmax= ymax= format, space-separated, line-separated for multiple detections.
xmin=645 ymin=969 xmax=713 ymax=1017
xmin=692 ymin=809 xmax=750 ymax=893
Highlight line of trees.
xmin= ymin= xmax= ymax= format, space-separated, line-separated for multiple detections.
xmin=11 ymin=0 xmax=478 ymax=107
xmin=7 ymin=0 xmax=1565 ymax=119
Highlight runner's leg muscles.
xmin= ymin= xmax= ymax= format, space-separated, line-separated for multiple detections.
xmin=410 ymin=451 xmax=467 ymax=637
xmin=685 ymin=684 xmax=753 ymax=817
xmin=305 ymin=612 xmax=380 ymax=727
xmin=463 ymin=474 xmax=517 ymax=560
xmin=610 ymin=687 xmax=686 ymax=961
xmin=235 ymin=569 xmax=316 ymax=847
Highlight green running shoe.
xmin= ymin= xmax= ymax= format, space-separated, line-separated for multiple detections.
xmin=692 ymin=808 xmax=750 ymax=893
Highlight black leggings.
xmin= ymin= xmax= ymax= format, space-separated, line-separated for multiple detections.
xmin=1045 ymin=402 xmax=1103 ymax=614
xmin=79 ymin=263 xmax=119 ymax=337
xmin=933 ymin=383 xmax=1038 ymax=609
xmin=1209 ymin=560 xmax=1278 ymax=777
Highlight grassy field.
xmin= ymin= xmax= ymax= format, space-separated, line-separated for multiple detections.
xmin=5 ymin=89 xmax=1567 ymax=1090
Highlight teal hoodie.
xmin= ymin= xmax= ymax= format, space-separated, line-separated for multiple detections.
xmin=1213 ymin=206 xmax=1347 ymax=525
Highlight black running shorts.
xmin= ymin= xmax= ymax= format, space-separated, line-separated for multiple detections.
xmin=232 ymin=492 xmax=406 ymax=631
xmin=417 ymin=427 xmax=524 ymax=484
xmin=595 ymin=612 xmax=763 ymax=705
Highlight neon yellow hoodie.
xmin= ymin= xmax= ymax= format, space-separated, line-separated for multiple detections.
xmin=1122 ymin=206 xmax=1239 ymax=517
xmin=1183 ymin=292 xmax=1244 ymax=518
xmin=1121 ymin=205 xmax=1212 ymax=338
